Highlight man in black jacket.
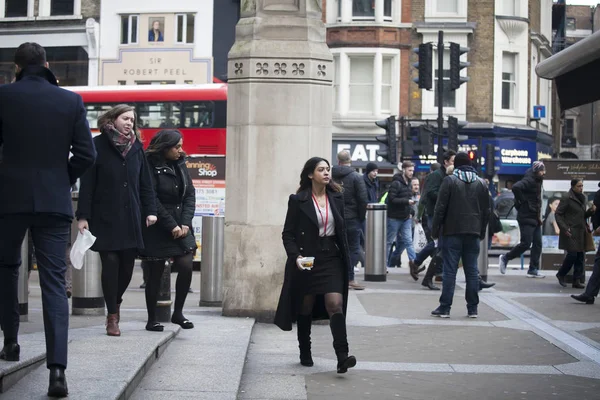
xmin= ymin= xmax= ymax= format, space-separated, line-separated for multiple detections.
xmin=386 ymin=161 xmax=419 ymax=279
xmin=363 ymin=162 xmax=380 ymax=203
xmin=430 ymin=153 xmax=490 ymax=318
xmin=332 ymin=150 xmax=368 ymax=290
xmin=0 ymin=43 xmax=96 ymax=397
xmin=498 ymin=161 xmax=546 ymax=278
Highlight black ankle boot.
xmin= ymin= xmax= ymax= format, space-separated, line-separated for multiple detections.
xmin=478 ymin=279 xmax=496 ymax=291
xmin=0 ymin=341 xmax=20 ymax=361
xmin=329 ymin=313 xmax=356 ymax=373
xmin=421 ymin=261 xmax=440 ymax=290
xmin=48 ymin=365 xmax=68 ymax=398
xmin=297 ymin=314 xmax=313 ymax=366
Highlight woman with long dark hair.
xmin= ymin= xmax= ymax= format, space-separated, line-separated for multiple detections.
xmin=555 ymin=179 xmax=596 ymax=288
xmin=140 ymin=130 xmax=197 ymax=331
xmin=274 ymin=157 xmax=357 ymax=374
xmin=77 ymin=104 xmax=157 ymax=337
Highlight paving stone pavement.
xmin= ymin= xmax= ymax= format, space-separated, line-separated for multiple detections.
xmin=239 ymin=258 xmax=600 ymax=400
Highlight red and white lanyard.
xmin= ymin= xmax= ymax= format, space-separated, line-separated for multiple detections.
xmin=312 ymin=194 xmax=329 ymax=237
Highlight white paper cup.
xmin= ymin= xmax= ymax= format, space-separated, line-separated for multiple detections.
xmin=300 ymin=257 xmax=315 ymax=270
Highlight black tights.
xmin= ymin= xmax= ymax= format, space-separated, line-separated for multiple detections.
xmin=299 ymin=292 xmax=344 ymax=317
xmin=99 ymin=249 xmax=138 ymax=314
xmin=144 ymin=253 xmax=193 ymax=323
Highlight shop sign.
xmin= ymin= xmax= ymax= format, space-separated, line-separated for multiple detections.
xmin=332 ymin=140 xmax=395 ymax=168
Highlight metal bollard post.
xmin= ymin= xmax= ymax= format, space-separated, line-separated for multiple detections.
xmin=156 ymin=260 xmax=172 ymax=322
xmin=478 ymin=230 xmax=489 ymax=282
xmin=200 ymin=216 xmax=224 ymax=306
xmin=71 ymin=192 xmax=105 ymax=316
xmin=18 ymin=233 xmax=29 ymax=322
xmin=364 ymin=203 xmax=387 ymax=282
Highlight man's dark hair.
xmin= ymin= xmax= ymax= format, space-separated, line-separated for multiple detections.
xmin=14 ymin=42 xmax=46 ymax=69
xmin=443 ymin=150 xmax=457 ymax=163
xmin=430 ymin=162 xmax=441 ymax=172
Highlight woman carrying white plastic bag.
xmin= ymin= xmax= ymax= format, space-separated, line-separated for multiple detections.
xmin=69 ymin=230 xmax=96 ymax=270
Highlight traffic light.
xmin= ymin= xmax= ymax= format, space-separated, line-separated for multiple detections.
xmin=467 ymin=150 xmax=478 ymax=167
xmin=375 ymin=116 xmax=397 ymax=164
xmin=447 ymin=116 xmax=459 ymax=152
xmin=485 ymin=143 xmax=495 ymax=177
xmin=449 ymin=42 xmax=470 ymax=90
xmin=412 ymin=43 xmax=433 ymax=90
xmin=418 ymin=126 xmax=434 ymax=155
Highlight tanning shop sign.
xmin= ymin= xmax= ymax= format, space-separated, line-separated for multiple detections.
xmin=186 ymin=155 xmax=226 ymax=262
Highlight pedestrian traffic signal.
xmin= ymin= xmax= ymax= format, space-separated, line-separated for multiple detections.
xmin=375 ymin=116 xmax=397 ymax=164
xmin=447 ymin=116 xmax=459 ymax=152
xmin=468 ymin=150 xmax=478 ymax=167
xmin=418 ymin=126 xmax=434 ymax=155
xmin=412 ymin=43 xmax=433 ymax=90
xmin=449 ymin=42 xmax=470 ymax=90
xmin=485 ymin=143 xmax=495 ymax=177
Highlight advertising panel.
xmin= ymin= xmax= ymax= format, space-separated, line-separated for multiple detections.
xmin=541 ymin=160 xmax=600 ymax=271
xmin=186 ymin=155 xmax=226 ymax=262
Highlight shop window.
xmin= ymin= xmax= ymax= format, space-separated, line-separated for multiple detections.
xmin=5 ymin=0 xmax=28 ymax=17
xmin=121 ymin=15 xmax=139 ymax=45
xmin=176 ymin=13 xmax=195 ymax=44
xmin=349 ymin=56 xmax=374 ymax=113
xmin=502 ymin=52 xmax=516 ymax=110
xmin=137 ymin=102 xmax=181 ymax=128
xmin=85 ymin=104 xmax=117 ymax=130
xmin=50 ymin=0 xmax=74 ymax=16
xmin=183 ymin=102 xmax=214 ymax=127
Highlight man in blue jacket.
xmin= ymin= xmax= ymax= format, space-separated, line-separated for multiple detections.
xmin=0 ymin=43 xmax=96 ymax=398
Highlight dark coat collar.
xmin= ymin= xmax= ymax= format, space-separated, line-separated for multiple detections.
xmin=297 ymin=188 xmax=343 ymax=228
xmin=16 ymin=65 xmax=58 ymax=86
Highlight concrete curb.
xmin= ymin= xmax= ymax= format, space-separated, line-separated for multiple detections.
xmin=0 ymin=332 xmax=46 ymax=393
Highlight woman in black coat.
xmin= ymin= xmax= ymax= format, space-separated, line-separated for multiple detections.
xmin=274 ymin=157 xmax=356 ymax=374
xmin=555 ymin=179 xmax=596 ymax=288
xmin=77 ymin=104 xmax=157 ymax=337
xmin=140 ymin=130 xmax=197 ymax=332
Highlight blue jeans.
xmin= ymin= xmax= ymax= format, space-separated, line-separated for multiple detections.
xmin=438 ymin=234 xmax=480 ymax=313
xmin=414 ymin=215 xmax=437 ymax=266
xmin=386 ymin=217 xmax=416 ymax=268
xmin=345 ymin=218 xmax=362 ymax=281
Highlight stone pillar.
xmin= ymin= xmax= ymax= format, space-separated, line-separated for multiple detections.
xmin=223 ymin=0 xmax=333 ymax=320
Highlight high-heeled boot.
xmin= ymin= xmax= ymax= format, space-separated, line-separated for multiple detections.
xmin=421 ymin=258 xmax=440 ymax=290
xmin=297 ymin=314 xmax=313 ymax=366
xmin=329 ymin=313 xmax=356 ymax=373
xmin=106 ymin=314 xmax=121 ymax=336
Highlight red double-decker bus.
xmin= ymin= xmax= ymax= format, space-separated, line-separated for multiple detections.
xmin=65 ymin=84 xmax=227 ymax=155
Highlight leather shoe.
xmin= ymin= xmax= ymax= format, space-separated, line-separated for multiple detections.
xmin=556 ymin=274 xmax=567 ymax=288
xmin=0 ymin=342 xmax=20 ymax=361
xmin=571 ymin=294 xmax=595 ymax=304
xmin=408 ymin=261 xmax=419 ymax=281
xmin=48 ymin=366 xmax=68 ymax=398
xmin=573 ymin=282 xmax=585 ymax=289
xmin=421 ymin=279 xmax=440 ymax=290
xmin=479 ymin=280 xmax=496 ymax=291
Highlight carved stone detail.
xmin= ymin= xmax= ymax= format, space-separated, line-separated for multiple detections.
xmin=292 ymin=63 xmax=305 ymax=76
xmin=234 ymin=63 xmax=244 ymax=75
xmin=317 ymin=64 xmax=326 ymax=77
xmin=256 ymin=62 xmax=269 ymax=75
xmin=273 ymin=62 xmax=287 ymax=76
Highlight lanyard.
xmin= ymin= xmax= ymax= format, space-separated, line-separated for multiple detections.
xmin=312 ymin=194 xmax=329 ymax=237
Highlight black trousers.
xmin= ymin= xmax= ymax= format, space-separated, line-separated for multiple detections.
xmin=0 ymin=213 xmax=70 ymax=368
xmin=557 ymin=251 xmax=585 ymax=282
xmin=99 ymin=249 xmax=138 ymax=314
xmin=584 ymin=247 xmax=600 ymax=298
xmin=506 ymin=223 xmax=542 ymax=271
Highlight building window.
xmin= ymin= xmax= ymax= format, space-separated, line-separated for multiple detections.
xmin=5 ymin=0 xmax=28 ymax=17
xmin=504 ymin=0 xmax=519 ymax=16
xmin=502 ymin=52 xmax=516 ymax=110
xmin=566 ymin=17 xmax=576 ymax=31
xmin=349 ymin=56 xmax=374 ymax=113
xmin=564 ymin=118 xmax=575 ymax=137
xmin=437 ymin=0 xmax=457 ymax=13
xmin=50 ymin=0 xmax=74 ymax=16
xmin=176 ymin=13 xmax=195 ymax=44
xmin=333 ymin=56 xmax=340 ymax=113
xmin=381 ymin=57 xmax=392 ymax=112
xmin=352 ymin=0 xmax=374 ymax=19
xmin=120 ymin=15 xmax=139 ymax=45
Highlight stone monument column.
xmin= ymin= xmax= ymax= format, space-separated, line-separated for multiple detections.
xmin=223 ymin=0 xmax=333 ymax=320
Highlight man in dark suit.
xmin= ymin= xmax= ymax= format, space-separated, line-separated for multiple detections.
xmin=0 ymin=42 xmax=96 ymax=398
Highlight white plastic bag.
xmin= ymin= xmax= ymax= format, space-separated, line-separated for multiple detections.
xmin=70 ymin=230 xmax=96 ymax=270
xmin=412 ymin=223 xmax=427 ymax=253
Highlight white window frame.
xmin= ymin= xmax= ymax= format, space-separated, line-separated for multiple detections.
xmin=331 ymin=47 xmax=400 ymax=119
xmin=38 ymin=0 xmax=81 ymax=18
xmin=175 ymin=13 xmax=195 ymax=44
xmin=0 ymin=0 xmax=34 ymax=19
xmin=120 ymin=14 xmax=139 ymax=46
xmin=333 ymin=56 xmax=340 ymax=113
xmin=381 ymin=56 xmax=393 ymax=114
xmin=329 ymin=0 xmax=401 ymax=24
xmin=501 ymin=52 xmax=517 ymax=111
xmin=425 ymin=0 xmax=467 ymax=22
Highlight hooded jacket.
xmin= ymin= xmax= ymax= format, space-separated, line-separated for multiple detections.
xmin=363 ymin=172 xmax=380 ymax=203
xmin=431 ymin=166 xmax=490 ymax=239
xmin=332 ymin=165 xmax=368 ymax=221
xmin=386 ymin=173 xmax=413 ymax=220
xmin=512 ymin=168 xmax=543 ymax=227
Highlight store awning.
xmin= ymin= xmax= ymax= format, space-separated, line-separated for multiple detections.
xmin=536 ymin=29 xmax=600 ymax=110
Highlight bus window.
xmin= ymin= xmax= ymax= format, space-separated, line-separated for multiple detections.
xmin=85 ymin=104 xmax=116 ymax=129
xmin=183 ymin=102 xmax=214 ymax=128
xmin=137 ymin=102 xmax=181 ymax=128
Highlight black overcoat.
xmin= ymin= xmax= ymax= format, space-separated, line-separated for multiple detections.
xmin=274 ymin=188 xmax=351 ymax=331
xmin=555 ymin=189 xmax=595 ymax=252
xmin=76 ymin=133 xmax=157 ymax=251
xmin=140 ymin=156 xmax=197 ymax=258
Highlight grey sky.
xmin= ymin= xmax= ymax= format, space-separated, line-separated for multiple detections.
xmin=566 ymin=0 xmax=598 ymax=6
